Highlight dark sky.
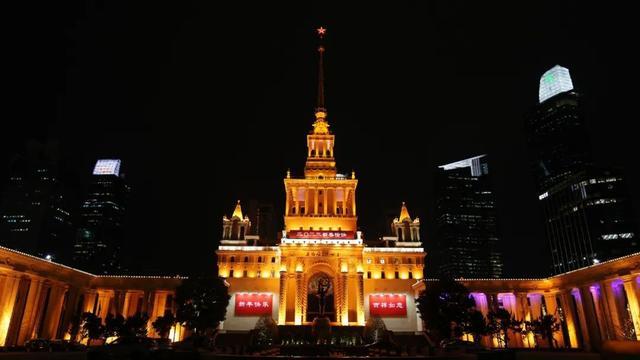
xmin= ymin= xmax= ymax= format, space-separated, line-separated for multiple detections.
xmin=4 ymin=1 xmax=640 ymax=277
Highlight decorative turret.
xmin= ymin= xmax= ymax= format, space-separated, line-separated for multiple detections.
xmin=222 ymin=201 xmax=255 ymax=244
xmin=382 ymin=202 xmax=421 ymax=246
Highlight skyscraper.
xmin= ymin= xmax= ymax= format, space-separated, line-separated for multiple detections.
xmin=526 ymin=65 xmax=638 ymax=274
xmin=432 ymin=155 xmax=503 ymax=279
xmin=73 ymin=159 xmax=129 ymax=274
xmin=0 ymin=140 xmax=74 ymax=260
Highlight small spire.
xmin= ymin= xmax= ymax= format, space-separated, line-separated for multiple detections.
xmin=232 ymin=200 xmax=243 ymax=219
xmin=399 ymin=202 xmax=411 ymax=222
xmin=315 ymin=26 xmax=327 ymax=115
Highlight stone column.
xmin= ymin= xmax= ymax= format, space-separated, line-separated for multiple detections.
xmin=0 ymin=275 xmax=21 ymax=346
xmin=17 ymin=278 xmax=45 ymax=344
xmin=601 ymin=280 xmax=625 ymax=340
xmin=332 ymin=188 xmax=337 ymax=215
xmin=314 ymin=187 xmax=319 ymax=215
xmin=559 ymin=291 xmax=580 ymax=348
xmin=83 ymin=290 xmax=98 ymax=314
xmin=577 ymin=286 xmax=601 ymax=351
xmin=351 ymin=188 xmax=356 ymax=216
xmin=293 ymin=187 xmax=299 ymax=215
xmin=323 ymin=188 xmax=328 ymax=215
xmin=622 ymin=277 xmax=640 ymax=340
xmin=96 ymin=291 xmax=113 ymax=322
xmin=542 ymin=292 xmax=564 ymax=348
xmin=589 ymin=285 xmax=612 ymax=341
xmin=340 ymin=272 xmax=349 ymax=325
xmin=294 ymin=272 xmax=303 ymax=325
xmin=356 ymin=272 xmax=365 ymax=325
xmin=40 ymin=285 xmax=68 ymax=340
xmin=3 ymin=277 xmax=30 ymax=346
xmin=278 ymin=271 xmax=288 ymax=325
xmin=285 ymin=188 xmax=290 ymax=216
xmin=528 ymin=294 xmax=542 ymax=320
xmin=514 ymin=293 xmax=530 ymax=347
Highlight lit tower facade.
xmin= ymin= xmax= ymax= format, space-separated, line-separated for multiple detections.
xmin=216 ymin=28 xmax=425 ymax=332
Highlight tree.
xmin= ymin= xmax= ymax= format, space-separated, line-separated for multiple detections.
xmin=176 ymin=276 xmax=230 ymax=336
xmin=415 ymin=278 xmax=476 ymax=342
xmin=464 ymin=310 xmax=489 ymax=344
xmin=67 ymin=314 xmax=82 ymax=342
xmin=152 ymin=312 xmax=177 ymax=339
xmin=252 ymin=315 xmax=279 ymax=346
xmin=124 ymin=312 xmax=150 ymax=338
xmin=531 ymin=314 xmax=560 ymax=348
xmin=363 ymin=316 xmax=387 ymax=344
xmin=104 ymin=313 xmax=126 ymax=338
xmin=80 ymin=312 xmax=104 ymax=345
xmin=487 ymin=308 xmax=519 ymax=348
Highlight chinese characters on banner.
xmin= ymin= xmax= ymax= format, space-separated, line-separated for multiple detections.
xmin=287 ymin=230 xmax=355 ymax=239
xmin=235 ymin=293 xmax=273 ymax=316
xmin=369 ymin=294 xmax=407 ymax=316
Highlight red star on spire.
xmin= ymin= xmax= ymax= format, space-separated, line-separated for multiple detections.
xmin=317 ymin=26 xmax=326 ymax=38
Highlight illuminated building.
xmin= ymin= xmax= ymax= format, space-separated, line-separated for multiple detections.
xmin=432 ymin=155 xmax=503 ymax=278
xmin=538 ymin=65 xmax=574 ymax=103
xmin=216 ymin=28 xmax=425 ymax=331
xmin=1 ymin=30 xmax=639 ymax=351
xmin=526 ymin=66 xmax=638 ymax=274
xmin=73 ymin=159 xmax=130 ymax=274
xmin=0 ymin=140 xmax=74 ymax=261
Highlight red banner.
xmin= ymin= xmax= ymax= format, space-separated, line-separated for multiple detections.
xmin=287 ymin=230 xmax=355 ymax=239
xmin=235 ymin=293 xmax=273 ymax=316
xmin=369 ymin=294 xmax=407 ymax=316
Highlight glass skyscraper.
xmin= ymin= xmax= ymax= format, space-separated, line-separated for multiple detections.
xmin=432 ymin=155 xmax=503 ymax=279
xmin=73 ymin=159 xmax=129 ymax=274
xmin=526 ymin=66 xmax=638 ymax=274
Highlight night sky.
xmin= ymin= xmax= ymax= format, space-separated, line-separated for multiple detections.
xmin=4 ymin=1 xmax=640 ymax=277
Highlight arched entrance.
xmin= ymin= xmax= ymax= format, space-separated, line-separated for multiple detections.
xmin=306 ymin=272 xmax=336 ymax=322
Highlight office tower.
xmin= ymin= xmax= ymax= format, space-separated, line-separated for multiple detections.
xmin=73 ymin=159 xmax=129 ymax=273
xmin=0 ymin=140 xmax=74 ymax=260
xmin=432 ymin=155 xmax=503 ymax=278
xmin=526 ymin=65 xmax=638 ymax=274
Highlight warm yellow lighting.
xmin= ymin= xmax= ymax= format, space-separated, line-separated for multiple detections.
xmin=295 ymin=263 xmax=304 ymax=272
xmin=356 ymin=264 xmax=363 ymax=273
xmin=232 ymin=200 xmax=243 ymax=219
xmin=340 ymin=262 xmax=348 ymax=273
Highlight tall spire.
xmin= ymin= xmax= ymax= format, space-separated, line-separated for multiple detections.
xmin=316 ymin=26 xmax=326 ymax=113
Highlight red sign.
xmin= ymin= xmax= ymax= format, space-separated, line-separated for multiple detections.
xmin=235 ymin=293 xmax=273 ymax=316
xmin=369 ymin=294 xmax=407 ymax=316
xmin=288 ymin=230 xmax=355 ymax=239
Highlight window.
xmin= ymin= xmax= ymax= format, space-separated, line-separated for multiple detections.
xmin=229 ymin=270 xmax=234 ymax=277
xmin=230 ymin=256 xmax=235 ymax=263
xmin=381 ymin=271 xmax=386 ymax=279
xmin=394 ymin=271 xmax=399 ymax=279
xmin=244 ymin=256 xmax=249 ymax=263
xmin=271 ymin=257 xmax=276 ymax=263
xmin=408 ymin=272 xmax=413 ymax=279
xmin=243 ymin=270 xmax=248 ymax=277
xmin=367 ymin=271 xmax=371 ymax=279
xmin=258 ymin=256 xmax=262 ymax=263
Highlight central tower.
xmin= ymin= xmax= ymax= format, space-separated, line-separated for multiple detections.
xmin=283 ymin=27 xmax=358 ymax=234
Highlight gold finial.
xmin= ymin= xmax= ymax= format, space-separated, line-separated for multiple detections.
xmin=351 ymin=170 xmax=356 ymax=179
xmin=399 ymin=202 xmax=411 ymax=222
xmin=287 ymin=169 xmax=291 ymax=178
xmin=232 ymin=200 xmax=243 ymax=219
